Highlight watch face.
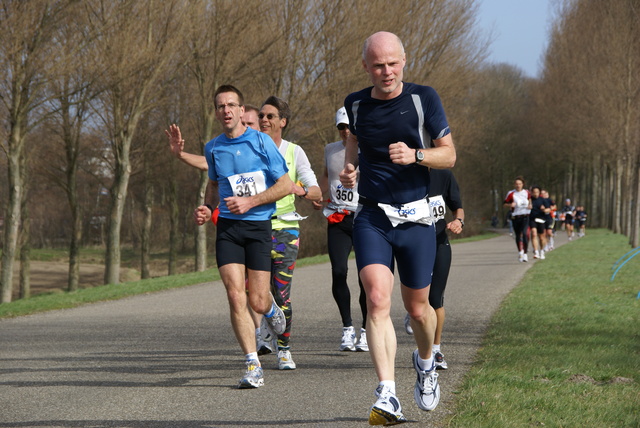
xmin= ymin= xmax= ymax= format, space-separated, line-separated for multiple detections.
xmin=416 ymin=150 xmax=424 ymax=162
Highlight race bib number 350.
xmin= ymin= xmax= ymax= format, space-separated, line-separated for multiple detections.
xmin=227 ymin=171 xmax=267 ymax=197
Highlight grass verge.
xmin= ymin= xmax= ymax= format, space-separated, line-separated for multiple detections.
xmin=450 ymin=229 xmax=640 ymax=427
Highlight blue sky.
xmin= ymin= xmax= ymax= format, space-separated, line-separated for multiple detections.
xmin=477 ymin=0 xmax=555 ymax=78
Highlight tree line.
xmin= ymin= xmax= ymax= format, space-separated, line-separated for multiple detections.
xmin=1 ymin=0 xmax=638 ymax=303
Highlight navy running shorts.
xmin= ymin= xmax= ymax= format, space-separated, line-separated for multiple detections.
xmin=353 ymin=206 xmax=436 ymax=289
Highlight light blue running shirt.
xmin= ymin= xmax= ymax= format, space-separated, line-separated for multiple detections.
xmin=205 ymin=127 xmax=288 ymax=221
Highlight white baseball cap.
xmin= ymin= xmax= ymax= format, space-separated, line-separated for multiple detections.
xmin=335 ymin=107 xmax=349 ymax=127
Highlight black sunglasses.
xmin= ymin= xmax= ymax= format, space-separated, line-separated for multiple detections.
xmin=258 ymin=113 xmax=279 ymax=120
xmin=337 ymin=124 xmax=348 ymax=131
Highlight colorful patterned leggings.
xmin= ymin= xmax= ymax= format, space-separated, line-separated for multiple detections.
xmin=271 ymin=228 xmax=299 ymax=349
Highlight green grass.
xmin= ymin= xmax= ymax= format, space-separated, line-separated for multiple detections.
xmin=450 ymin=229 xmax=640 ymax=427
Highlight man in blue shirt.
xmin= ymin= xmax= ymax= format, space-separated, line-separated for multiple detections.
xmin=166 ymin=85 xmax=292 ymax=389
xmin=340 ymin=31 xmax=456 ymax=425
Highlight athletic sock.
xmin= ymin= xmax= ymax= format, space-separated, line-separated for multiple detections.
xmin=245 ymin=352 xmax=259 ymax=363
xmin=264 ymin=302 xmax=277 ymax=318
xmin=419 ymin=356 xmax=435 ymax=371
xmin=379 ymin=380 xmax=396 ymax=395
xmin=432 ymin=344 xmax=441 ymax=353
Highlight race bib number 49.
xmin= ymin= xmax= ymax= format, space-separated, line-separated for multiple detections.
xmin=429 ymin=195 xmax=446 ymax=220
xmin=227 ymin=171 xmax=267 ymax=197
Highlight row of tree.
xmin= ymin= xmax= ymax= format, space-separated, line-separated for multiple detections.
xmin=1 ymin=0 xmax=638 ymax=303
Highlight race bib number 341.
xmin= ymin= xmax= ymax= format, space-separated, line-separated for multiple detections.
xmin=227 ymin=171 xmax=267 ymax=197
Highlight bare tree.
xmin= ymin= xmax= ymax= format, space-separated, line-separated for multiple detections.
xmin=0 ymin=0 xmax=71 ymax=303
xmin=83 ymin=0 xmax=188 ymax=284
xmin=535 ymin=0 xmax=639 ymax=243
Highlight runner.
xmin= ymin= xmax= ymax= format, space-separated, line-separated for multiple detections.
xmin=340 ymin=31 xmax=456 ymax=425
xmin=404 ymin=168 xmax=464 ymax=374
xmin=504 ymin=177 xmax=531 ymax=262
xmin=575 ymin=205 xmax=587 ymax=237
xmin=258 ymin=96 xmax=321 ymax=370
xmin=166 ymin=85 xmax=290 ymax=388
xmin=529 ymin=186 xmax=549 ymax=260
xmin=314 ymin=107 xmax=368 ymax=352
xmin=562 ymin=199 xmax=576 ymax=240
xmin=541 ymin=189 xmax=556 ymax=251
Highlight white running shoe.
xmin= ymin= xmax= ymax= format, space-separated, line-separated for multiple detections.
xmin=369 ymin=385 xmax=407 ymax=425
xmin=412 ymin=350 xmax=440 ymax=411
xmin=238 ymin=359 xmax=264 ymax=389
xmin=264 ymin=295 xmax=286 ymax=335
xmin=339 ymin=326 xmax=356 ymax=351
xmin=540 ymin=250 xmax=546 ymax=260
xmin=522 ymin=253 xmax=528 ymax=262
xmin=277 ymin=349 xmax=296 ymax=370
xmin=404 ymin=313 xmax=414 ymax=335
xmin=533 ymin=250 xmax=540 ymax=259
xmin=355 ymin=328 xmax=369 ymax=352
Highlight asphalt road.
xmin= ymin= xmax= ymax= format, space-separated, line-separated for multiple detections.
xmin=0 ymin=231 xmax=566 ymax=427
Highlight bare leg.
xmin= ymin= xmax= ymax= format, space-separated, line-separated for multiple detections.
xmin=360 ymin=264 xmax=396 ymax=381
xmin=402 ymin=285 xmax=436 ymax=360
xmin=219 ymin=263 xmax=256 ymax=355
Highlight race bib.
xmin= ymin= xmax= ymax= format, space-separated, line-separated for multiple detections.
xmin=275 ymin=211 xmax=308 ymax=221
xmin=329 ymin=182 xmax=358 ymax=211
xmin=227 ymin=171 xmax=266 ymax=197
xmin=429 ymin=195 xmax=446 ymax=221
xmin=378 ymin=198 xmax=433 ymax=228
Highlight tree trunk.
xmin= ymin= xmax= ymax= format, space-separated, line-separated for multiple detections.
xmin=140 ymin=184 xmax=153 ymax=279
xmin=19 ymin=209 xmax=30 ymax=300
xmin=67 ymin=147 xmax=82 ymax=292
xmin=1 ymin=150 xmax=23 ymax=303
xmin=104 ymin=156 xmax=132 ymax=285
xmin=613 ymin=158 xmax=624 ymax=234
xmin=195 ymin=170 xmax=208 ymax=272
xmin=168 ymin=173 xmax=179 ymax=276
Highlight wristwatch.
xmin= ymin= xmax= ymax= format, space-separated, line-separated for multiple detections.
xmin=456 ymin=218 xmax=465 ymax=228
xmin=415 ymin=149 xmax=424 ymax=163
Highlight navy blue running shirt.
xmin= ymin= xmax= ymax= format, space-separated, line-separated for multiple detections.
xmin=344 ymin=82 xmax=450 ymax=205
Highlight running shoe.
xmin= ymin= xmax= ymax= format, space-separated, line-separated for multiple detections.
xmin=355 ymin=328 xmax=369 ymax=352
xmin=369 ymin=385 xmax=407 ymax=425
xmin=540 ymin=250 xmax=546 ymax=260
xmin=340 ymin=326 xmax=356 ymax=351
xmin=257 ymin=334 xmax=273 ymax=356
xmin=522 ymin=253 xmax=528 ymax=262
xmin=412 ymin=349 xmax=440 ymax=411
xmin=238 ymin=359 xmax=264 ymax=389
xmin=433 ymin=350 xmax=448 ymax=370
xmin=404 ymin=313 xmax=414 ymax=335
xmin=265 ymin=295 xmax=286 ymax=335
xmin=277 ymin=349 xmax=296 ymax=370
xmin=518 ymin=252 xmax=524 ymax=262
xmin=256 ymin=317 xmax=276 ymax=355
xmin=533 ymin=250 xmax=540 ymax=259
